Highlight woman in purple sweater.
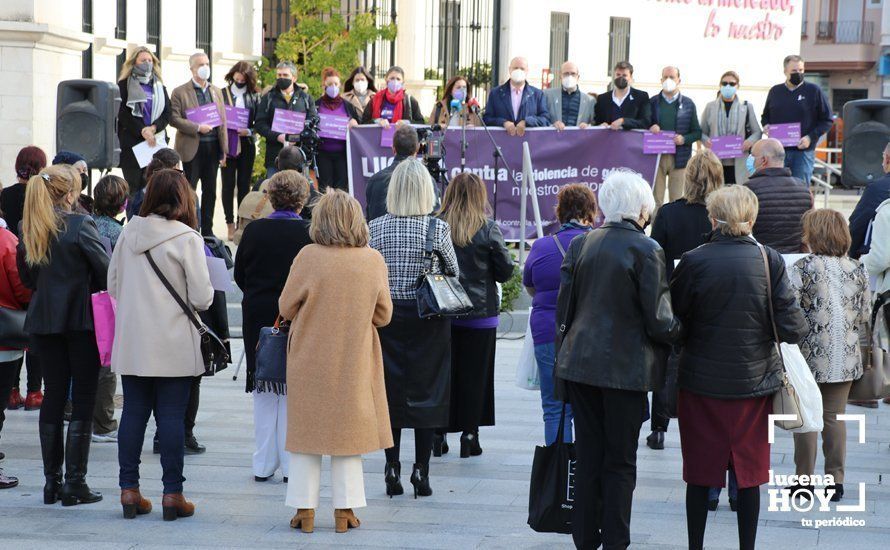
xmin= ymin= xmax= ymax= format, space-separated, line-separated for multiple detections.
xmin=315 ymin=67 xmax=361 ymax=193
xmin=522 ymin=184 xmax=597 ymax=444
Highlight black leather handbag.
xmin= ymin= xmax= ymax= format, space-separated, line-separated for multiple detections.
xmin=415 ymin=217 xmax=473 ymax=319
xmin=0 ymin=307 xmax=28 ymax=349
xmin=145 ymin=250 xmax=230 ymax=375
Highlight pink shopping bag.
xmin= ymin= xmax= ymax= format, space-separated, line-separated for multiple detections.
xmin=91 ymin=291 xmax=117 ymax=367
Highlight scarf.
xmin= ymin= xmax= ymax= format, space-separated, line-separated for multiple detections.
xmin=716 ymin=97 xmax=742 ymax=138
xmin=321 ymin=93 xmax=344 ymax=111
xmin=371 ymin=87 xmax=405 ymax=121
xmin=268 ymin=210 xmax=302 ymax=220
xmin=126 ymin=77 xmax=166 ymax=128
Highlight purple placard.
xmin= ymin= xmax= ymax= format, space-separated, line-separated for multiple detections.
xmin=185 ymin=103 xmax=222 ymax=128
xmin=347 ymin=126 xmax=660 ymax=240
xmin=319 ymin=113 xmax=350 ymax=140
xmin=769 ymin=122 xmax=801 ymax=147
xmin=643 ymin=131 xmax=676 ymax=154
xmin=224 ymin=105 xmax=250 ymax=130
xmin=380 ymin=126 xmax=396 ymax=147
xmin=710 ymin=135 xmax=744 ymax=159
xmin=271 ymin=109 xmax=306 ymax=134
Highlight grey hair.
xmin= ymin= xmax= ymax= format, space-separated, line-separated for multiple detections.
xmin=189 ymin=52 xmax=208 ymax=68
xmin=783 ymin=54 xmax=804 ymax=68
xmin=757 ymin=138 xmax=786 ymax=165
xmin=598 ymin=169 xmax=656 ymax=223
xmin=386 ymin=158 xmax=435 ymax=217
xmin=73 ymin=159 xmax=88 ymax=171
xmin=276 ymin=61 xmax=297 ymax=76
xmin=662 ymin=66 xmax=681 ymax=79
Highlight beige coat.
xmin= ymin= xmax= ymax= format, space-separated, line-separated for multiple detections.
xmin=700 ymin=97 xmax=763 ymax=185
xmin=280 ymin=244 xmax=393 ymax=456
xmin=108 ymin=215 xmax=214 ymax=377
xmin=169 ymin=80 xmax=228 ymax=163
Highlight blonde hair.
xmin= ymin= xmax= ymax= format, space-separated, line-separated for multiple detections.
xmin=309 ymin=190 xmax=369 ymax=247
xmin=706 ymin=185 xmax=758 ymax=237
xmin=23 ymin=165 xmax=78 ymax=266
xmin=386 ymin=158 xmax=436 ymax=217
xmin=684 ymin=150 xmax=724 ymax=204
xmin=438 ymin=172 xmax=489 ymax=247
xmin=119 ymin=46 xmax=163 ymax=82
xmin=802 ymin=209 xmax=850 ymax=257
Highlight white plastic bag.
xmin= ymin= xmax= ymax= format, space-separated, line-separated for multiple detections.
xmin=516 ymin=308 xmax=540 ymax=390
xmin=780 ymin=343 xmax=824 ymax=434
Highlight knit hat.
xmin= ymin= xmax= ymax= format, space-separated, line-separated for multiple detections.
xmin=52 ymin=150 xmax=87 ymax=166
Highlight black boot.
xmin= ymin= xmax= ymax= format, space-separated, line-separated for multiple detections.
xmin=432 ymin=433 xmax=449 ymax=457
xmin=409 ymin=463 xmax=432 ymax=498
xmin=384 ymin=461 xmax=403 ymax=497
xmin=39 ymin=422 xmax=63 ymax=504
xmin=459 ymin=432 xmax=482 ymax=458
xmin=646 ymin=430 xmax=665 ymax=450
xmin=59 ymin=420 xmax=102 ymax=506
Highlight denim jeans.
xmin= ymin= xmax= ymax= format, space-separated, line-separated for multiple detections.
xmin=708 ymin=468 xmax=739 ymax=501
xmin=118 ymin=375 xmax=192 ymax=493
xmin=784 ymin=148 xmax=815 ymax=185
xmin=534 ymin=343 xmax=573 ymax=445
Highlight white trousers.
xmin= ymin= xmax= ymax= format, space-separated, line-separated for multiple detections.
xmin=253 ymin=390 xmax=288 ymax=477
xmin=285 ymin=452 xmax=366 ymax=509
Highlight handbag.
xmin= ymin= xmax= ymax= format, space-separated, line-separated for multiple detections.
xmin=516 ymin=308 xmax=540 ymax=391
xmin=758 ymin=244 xmax=804 ymax=431
xmin=663 ymin=352 xmax=680 ymax=419
xmin=0 ymin=307 xmax=28 ymax=349
xmin=850 ymin=292 xmax=890 ymax=400
xmin=91 ymin=292 xmax=117 ymax=367
xmin=255 ymin=316 xmax=289 ymax=395
xmin=415 ymin=217 xmax=473 ymax=319
xmin=145 ymin=250 xmax=230 ymax=375
xmin=527 ymin=404 xmax=575 ymax=534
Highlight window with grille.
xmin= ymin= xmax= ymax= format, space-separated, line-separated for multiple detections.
xmin=196 ymin=0 xmax=213 ymax=66
xmin=147 ymin=0 xmax=161 ymax=59
xmin=115 ymin=0 xmax=127 ymax=78
xmin=607 ymin=17 xmax=631 ymax=76
xmin=82 ymin=0 xmax=93 ymax=78
xmin=549 ymin=12 xmax=570 ymax=88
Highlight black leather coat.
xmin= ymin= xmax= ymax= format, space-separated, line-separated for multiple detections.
xmin=669 ymin=233 xmax=808 ymax=399
xmin=555 ymin=220 xmax=681 ymax=391
xmin=452 ymin=220 xmax=514 ymax=318
xmin=17 ymin=213 xmax=109 ymax=334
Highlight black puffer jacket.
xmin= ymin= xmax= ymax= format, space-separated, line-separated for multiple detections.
xmin=745 ymin=167 xmax=812 ymax=253
xmin=669 ymin=233 xmax=808 ymax=399
xmin=555 ymin=220 xmax=682 ymax=391
xmin=451 ymin=219 xmax=514 ymax=318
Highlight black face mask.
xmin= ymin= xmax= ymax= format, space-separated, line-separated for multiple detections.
xmin=276 ymin=78 xmax=293 ymax=91
xmin=789 ymin=72 xmax=804 ymax=86
xmin=613 ymin=77 xmax=628 ymax=90
xmin=80 ymin=173 xmax=89 ymax=191
xmin=234 ymin=82 xmax=247 ymax=90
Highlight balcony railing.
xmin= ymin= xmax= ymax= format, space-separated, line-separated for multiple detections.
xmin=816 ymin=20 xmax=875 ymax=44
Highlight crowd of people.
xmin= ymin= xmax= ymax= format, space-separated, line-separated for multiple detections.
xmin=0 ymin=48 xmax=887 ymax=550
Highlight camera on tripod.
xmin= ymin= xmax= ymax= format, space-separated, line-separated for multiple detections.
xmin=416 ymin=124 xmax=447 ymax=184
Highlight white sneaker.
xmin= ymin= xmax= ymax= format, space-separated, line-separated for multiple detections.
xmin=92 ymin=430 xmax=118 ymax=443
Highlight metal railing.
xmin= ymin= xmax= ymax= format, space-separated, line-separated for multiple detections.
xmin=811 ymin=147 xmax=841 ymax=209
xmin=816 ymin=20 xmax=875 ymax=44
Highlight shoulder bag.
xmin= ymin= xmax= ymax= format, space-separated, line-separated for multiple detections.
xmin=0 ymin=307 xmax=28 ymax=349
xmin=255 ymin=316 xmax=289 ymax=395
xmin=415 ymin=217 xmax=473 ymax=319
xmin=145 ymin=250 xmax=229 ymax=375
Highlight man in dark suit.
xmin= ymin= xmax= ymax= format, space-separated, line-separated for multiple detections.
xmin=594 ymin=61 xmax=652 ymax=130
xmin=849 ymin=142 xmax=890 ymax=259
xmin=365 ymin=125 xmax=420 ymax=220
xmin=482 ymin=56 xmax=551 ymax=136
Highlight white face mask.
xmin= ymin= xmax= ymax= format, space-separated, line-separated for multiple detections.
xmin=562 ymin=76 xmax=578 ymax=91
xmin=510 ymin=69 xmax=526 ymax=85
xmin=662 ymin=77 xmax=678 ymax=93
xmin=353 ymin=79 xmax=368 ymax=95
xmin=196 ymin=65 xmax=211 ymax=81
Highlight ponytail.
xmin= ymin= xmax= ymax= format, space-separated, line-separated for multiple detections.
xmin=22 ymin=166 xmax=76 ymax=266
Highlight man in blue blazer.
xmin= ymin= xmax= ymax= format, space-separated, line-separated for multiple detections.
xmin=483 ymin=57 xmax=551 ymax=136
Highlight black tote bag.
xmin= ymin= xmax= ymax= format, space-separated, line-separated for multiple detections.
xmin=527 ymin=404 xmax=576 ymax=534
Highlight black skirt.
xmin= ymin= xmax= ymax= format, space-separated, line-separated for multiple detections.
xmin=445 ymin=326 xmax=496 ymax=432
xmin=379 ymin=299 xmax=451 ymax=429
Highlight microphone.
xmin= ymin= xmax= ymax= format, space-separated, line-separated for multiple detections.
xmin=466 ymin=97 xmax=481 ymax=113
xmin=449 ymin=98 xmax=462 ymax=112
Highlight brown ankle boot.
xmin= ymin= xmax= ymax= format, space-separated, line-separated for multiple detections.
xmin=161 ymin=493 xmax=195 ymax=521
xmin=334 ymin=508 xmax=361 ymax=533
xmin=121 ymin=487 xmax=152 ymax=518
xmin=289 ymin=508 xmax=315 ymax=533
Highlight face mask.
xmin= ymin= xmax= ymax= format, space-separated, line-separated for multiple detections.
xmin=196 ymin=65 xmax=211 ymax=81
xmin=277 ymin=77 xmax=293 ymax=91
xmin=387 ymin=79 xmax=403 ymax=93
xmin=613 ymin=77 xmax=628 ymax=90
xmin=325 ymin=85 xmax=340 ymax=98
xmin=233 ymin=81 xmax=247 ymax=90
xmin=353 ymin=80 xmax=368 ymax=94
xmin=452 ymin=88 xmax=467 ymax=101
xmin=789 ymin=72 xmax=804 ymax=86
xmin=80 ymin=173 xmax=89 ymax=191
xmin=746 ymin=154 xmax=757 ymax=176
xmin=134 ymin=62 xmax=152 ymax=77
xmin=720 ymin=85 xmax=737 ymax=100
xmin=561 ymin=76 xmax=578 ymax=91
xmin=510 ymin=69 xmax=526 ymax=85
xmin=662 ymin=78 xmax=678 ymax=93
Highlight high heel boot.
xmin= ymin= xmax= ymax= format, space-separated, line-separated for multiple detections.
xmin=162 ymin=493 xmax=195 ymax=521
xmin=59 ymin=420 xmax=102 ymax=506
xmin=432 ymin=433 xmax=449 ymax=457
xmin=121 ymin=487 xmax=152 ymax=518
xmin=384 ymin=461 xmax=404 ymax=497
xmin=39 ymin=422 xmax=63 ymax=504
xmin=409 ymin=463 xmax=432 ymax=498
xmin=459 ymin=431 xmax=482 ymax=458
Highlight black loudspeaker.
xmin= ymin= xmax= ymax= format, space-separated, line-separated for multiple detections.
xmin=842 ymin=99 xmax=890 ymax=188
xmin=56 ymin=80 xmax=121 ymax=169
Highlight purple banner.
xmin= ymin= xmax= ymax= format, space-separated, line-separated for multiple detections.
xmin=710 ymin=135 xmax=744 ymax=159
xmin=224 ymin=105 xmax=250 ymax=130
xmin=319 ymin=113 xmax=350 ymax=140
xmin=271 ymin=109 xmax=306 ymax=134
xmin=769 ymin=122 xmax=801 ymax=147
xmin=186 ymin=104 xmax=221 ymax=128
xmin=347 ymin=126 xmax=659 ymax=240
xmin=643 ymin=131 xmax=676 ymax=154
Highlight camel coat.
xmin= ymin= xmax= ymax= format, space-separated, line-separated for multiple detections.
xmin=279 ymin=244 xmax=394 ymax=456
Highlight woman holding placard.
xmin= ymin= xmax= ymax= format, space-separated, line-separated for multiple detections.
xmin=315 ymin=67 xmax=361 ymax=193
xmin=221 ymin=62 xmax=261 ymax=242
xmin=117 ymin=46 xmax=172 ymax=197
xmin=699 ymin=70 xmax=761 ymax=185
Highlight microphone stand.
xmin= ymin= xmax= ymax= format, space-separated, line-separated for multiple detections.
xmin=460 ymin=106 xmax=469 ymax=173
xmin=474 ymin=108 xmax=514 ymax=220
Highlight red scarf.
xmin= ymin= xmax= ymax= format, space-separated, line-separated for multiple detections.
xmin=320 ymin=93 xmax=343 ymax=110
xmin=371 ymin=87 xmax=405 ymax=122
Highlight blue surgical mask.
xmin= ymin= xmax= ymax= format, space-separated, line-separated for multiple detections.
xmin=720 ymin=85 xmax=736 ymax=100
xmin=745 ymin=154 xmax=756 ymax=176
xmin=452 ymin=88 xmax=466 ymax=101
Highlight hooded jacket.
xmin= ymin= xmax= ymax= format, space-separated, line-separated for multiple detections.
xmin=108 ymin=215 xmax=214 ymax=377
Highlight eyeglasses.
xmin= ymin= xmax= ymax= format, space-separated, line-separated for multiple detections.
xmin=720 ymin=82 xmax=737 ymax=87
